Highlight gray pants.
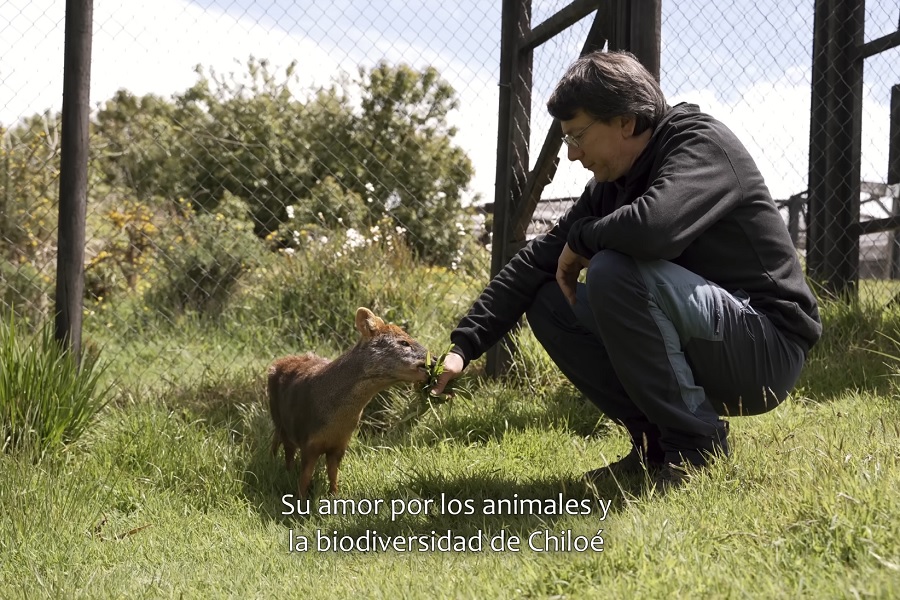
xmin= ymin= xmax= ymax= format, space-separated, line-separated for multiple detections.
xmin=525 ymin=250 xmax=806 ymax=466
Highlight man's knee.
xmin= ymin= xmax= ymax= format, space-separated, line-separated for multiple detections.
xmin=584 ymin=250 xmax=643 ymax=311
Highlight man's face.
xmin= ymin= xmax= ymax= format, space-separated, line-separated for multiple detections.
xmin=561 ymin=109 xmax=635 ymax=182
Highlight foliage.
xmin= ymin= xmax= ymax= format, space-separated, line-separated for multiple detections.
xmin=793 ymin=296 xmax=900 ymax=399
xmin=0 ymin=114 xmax=61 ymax=265
xmin=92 ymin=90 xmax=199 ymax=208
xmin=85 ymin=198 xmax=162 ymax=300
xmin=146 ymin=192 xmax=265 ymax=317
xmin=307 ymin=61 xmax=476 ymax=264
xmin=0 ymin=259 xmax=53 ymax=323
xmin=241 ymin=217 xmax=476 ymax=350
xmin=270 ymin=176 xmax=368 ymax=248
xmin=170 ymin=59 xmax=314 ymax=236
xmin=0 ymin=312 xmax=110 ymax=454
xmin=88 ymin=58 xmax=475 ymax=267
xmin=2 ymin=58 xmax=480 ymax=327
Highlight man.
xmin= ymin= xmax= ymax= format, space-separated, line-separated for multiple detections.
xmin=430 ymin=50 xmax=822 ymax=487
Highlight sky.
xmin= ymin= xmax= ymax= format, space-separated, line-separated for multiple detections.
xmin=1 ymin=0 xmax=898 ymax=204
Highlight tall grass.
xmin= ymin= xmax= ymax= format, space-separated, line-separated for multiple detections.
xmin=795 ymin=296 xmax=900 ymax=399
xmin=0 ymin=312 xmax=111 ymax=454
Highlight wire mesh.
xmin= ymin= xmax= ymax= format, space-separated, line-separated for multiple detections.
xmin=1 ymin=1 xmax=899 ymax=389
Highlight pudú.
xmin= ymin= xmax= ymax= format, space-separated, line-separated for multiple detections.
xmin=267 ymin=307 xmax=429 ymax=497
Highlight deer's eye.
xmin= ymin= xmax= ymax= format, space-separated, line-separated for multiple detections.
xmin=399 ymin=340 xmax=411 ymax=348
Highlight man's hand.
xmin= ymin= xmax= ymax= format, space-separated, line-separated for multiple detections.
xmin=556 ymin=243 xmax=590 ymax=305
xmin=430 ymin=351 xmax=464 ymax=396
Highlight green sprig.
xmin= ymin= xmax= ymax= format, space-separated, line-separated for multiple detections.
xmin=421 ymin=343 xmax=457 ymax=404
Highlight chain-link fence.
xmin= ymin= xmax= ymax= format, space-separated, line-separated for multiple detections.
xmin=1 ymin=1 xmax=899 ymax=389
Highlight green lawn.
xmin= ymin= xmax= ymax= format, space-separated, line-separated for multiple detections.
xmin=2 ymin=304 xmax=900 ymax=598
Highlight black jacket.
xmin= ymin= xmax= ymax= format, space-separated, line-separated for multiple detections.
xmin=451 ymin=103 xmax=822 ymax=363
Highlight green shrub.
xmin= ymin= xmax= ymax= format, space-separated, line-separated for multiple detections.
xmin=0 ymin=259 xmax=52 ymax=324
xmin=146 ymin=192 xmax=265 ymax=317
xmin=239 ymin=221 xmax=482 ymax=351
xmin=84 ymin=197 xmax=163 ymax=301
xmin=0 ymin=313 xmax=111 ymax=454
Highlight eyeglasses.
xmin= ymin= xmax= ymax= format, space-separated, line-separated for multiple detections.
xmin=561 ymin=119 xmax=599 ymax=149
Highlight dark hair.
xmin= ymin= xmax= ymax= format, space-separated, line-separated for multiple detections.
xmin=547 ymin=50 xmax=668 ymax=135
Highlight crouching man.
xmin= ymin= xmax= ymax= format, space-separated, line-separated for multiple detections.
xmin=431 ymin=50 xmax=821 ymax=489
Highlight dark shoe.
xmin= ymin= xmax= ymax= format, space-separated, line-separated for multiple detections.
xmin=583 ymin=447 xmax=665 ymax=483
xmin=653 ymin=446 xmax=729 ymax=493
xmin=651 ymin=462 xmax=691 ymax=493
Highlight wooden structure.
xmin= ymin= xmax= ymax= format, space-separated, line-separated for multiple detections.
xmin=56 ymin=0 xmax=93 ymax=360
xmin=488 ymin=0 xmax=661 ymax=375
xmin=890 ymin=84 xmax=900 ymax=278
xmin=807 ymin=0 xmax=900 ymax=297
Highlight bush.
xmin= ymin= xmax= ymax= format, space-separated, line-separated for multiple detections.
xmin=146 ymin=192 xmax=266 ymax=317
xmin=0 ymin=259 xmax=52 ymax=324
xmin=238 ymin=220 xmax=482 ymax=351
xmin=84 ymin=197 xmax=162 ymax=301
xmin=0 ymin=313 xmax=111 ymax=454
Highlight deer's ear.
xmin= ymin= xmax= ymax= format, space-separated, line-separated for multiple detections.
xmin=355 ymin=307 xmax=384 ymax=338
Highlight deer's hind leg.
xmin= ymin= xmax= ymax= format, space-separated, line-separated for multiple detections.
xmin=325 ymin=448 xmax=347 ymax=495
xmin=297 ymin=448 xmax=321 ymax=499
xmin=270 ymin=430 xmax=282 ymax=457
xmin=282 ymin=438 xmax=298 ymax=472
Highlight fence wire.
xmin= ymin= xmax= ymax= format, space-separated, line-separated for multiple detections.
xmin=1 ymin=1 xmax=899 ymax=390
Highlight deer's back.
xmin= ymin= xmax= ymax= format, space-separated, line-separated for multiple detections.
xmin=267 ymin=353 xmax=357 ymax=450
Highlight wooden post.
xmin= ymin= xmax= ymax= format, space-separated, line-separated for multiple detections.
xmin=487 ymin=0 xmax=532 ymax=377
xmin=599 ymin=0 xmax=661 ymax=81
xmin=511 ymin=9 xmax=610 ymax=242
xmin=55 ymin=0 xmax=93 ymax=359
xmin=889 ymin=85 xmax=900 ymax=278
xmin=806 ymin=0 xmax=863 ymax=298
xmin=627 ymin=0 xmax=662 ymax=81
xmin=486 ymin=0 xmax=660 ymax=377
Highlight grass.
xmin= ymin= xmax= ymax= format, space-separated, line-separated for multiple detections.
xmin=3 ymin=298 xmax=900 ymax=597
xmin=0 ymin=311 xmax=112 ymax=454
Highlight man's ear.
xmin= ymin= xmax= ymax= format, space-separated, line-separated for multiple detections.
xmin=620 ymin=114 xmax=637 ymax=138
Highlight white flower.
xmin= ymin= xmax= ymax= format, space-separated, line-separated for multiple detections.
xmin=286 ymin=206 xmax=295 ymax=219
xmin=282 ymin=248 xmax=295 ymax=255
xmin=385 ymin=192 xmax=401 ymax=211
xmin=395 ymin=226 xmax=406 ymax=235
xmin=344 ymin=228 xmax=366 ymax=249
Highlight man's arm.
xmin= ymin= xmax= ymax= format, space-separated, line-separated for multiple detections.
xmin=556 ymin=243 xmax=591 ymax=306
xmin=438 ymin=181 xmax=603 ymax=381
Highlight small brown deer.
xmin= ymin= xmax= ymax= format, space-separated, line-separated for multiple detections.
xmin=267 ymin=307 xmax=429 ymax=497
